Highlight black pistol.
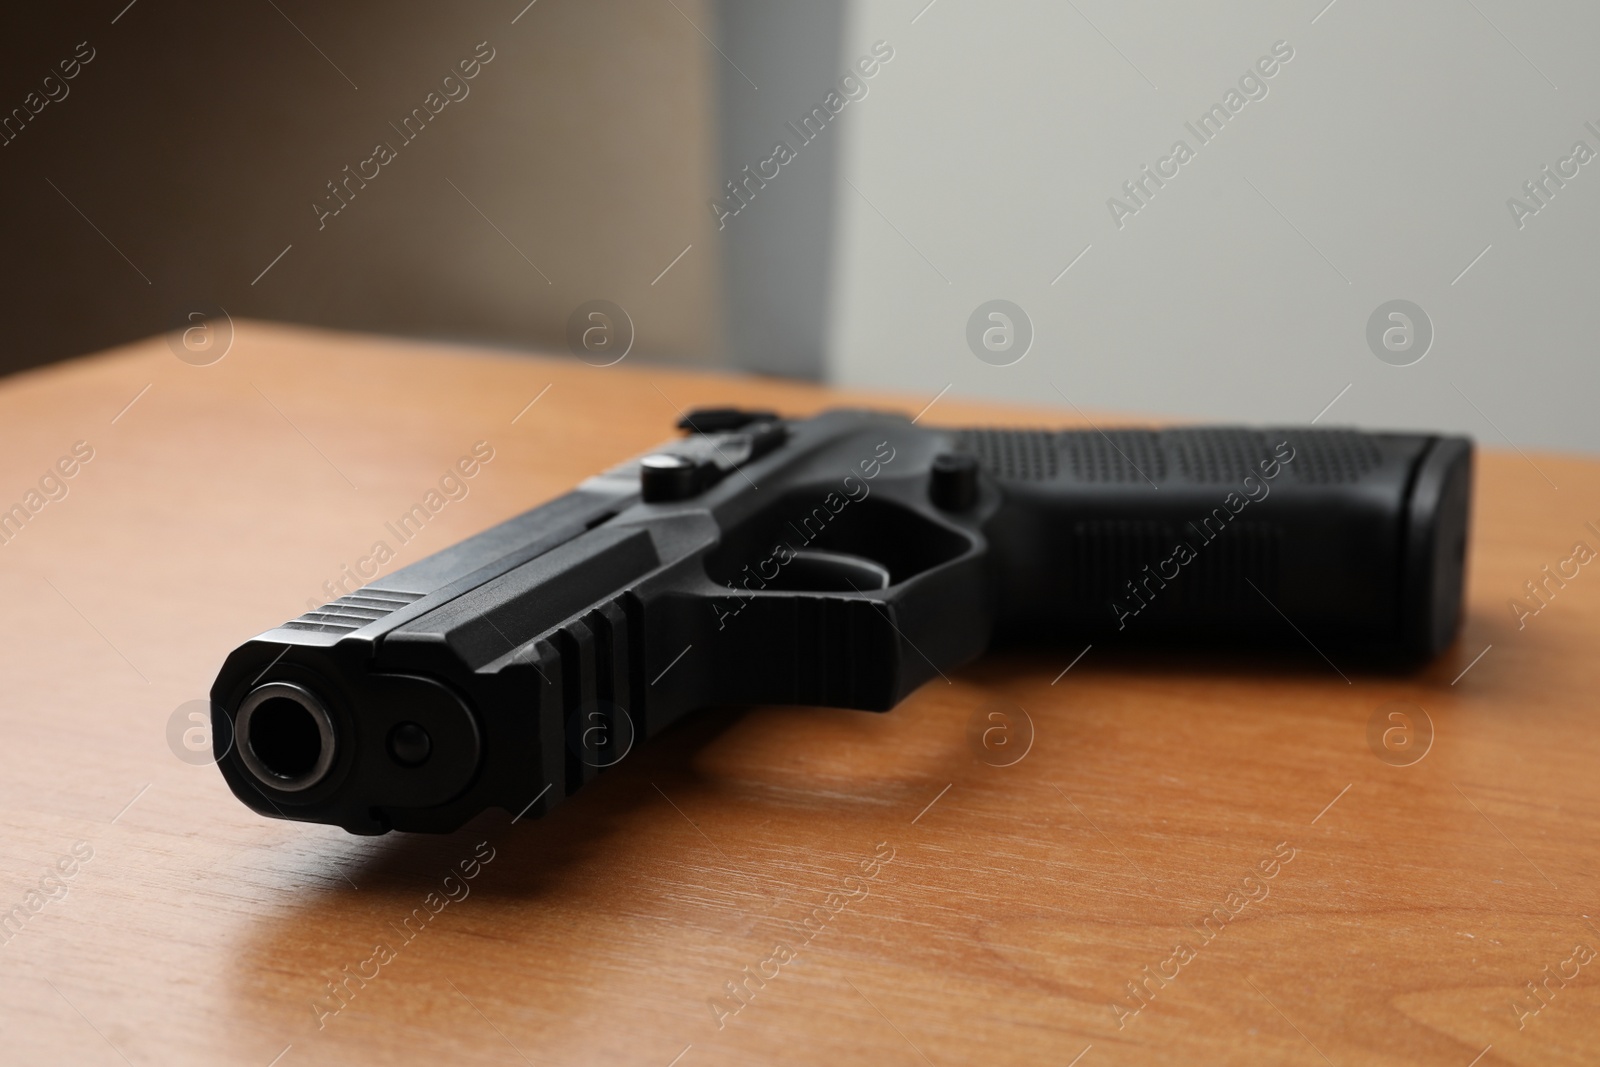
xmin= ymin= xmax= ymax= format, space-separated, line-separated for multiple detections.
xmin=210 ymin=409 xmax=1472 ymax=834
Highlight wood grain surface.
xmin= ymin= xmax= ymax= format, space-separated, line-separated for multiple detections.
xmin=1 ymin=322 xmax=1597 ymax=1066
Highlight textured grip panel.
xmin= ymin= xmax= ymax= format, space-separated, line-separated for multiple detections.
xmin=1061 ymin=430 xmax=1166 ymax=483
xmin=1278 ymin=429 xmax=1383 ymax=484
xmin=1068 ymin=519 xmax=1284 ymax=610
xmin=967 ymin=422 xmax=1441 ymax=648
xmin=953 ymin=429 xmax=1060 ymax=480
xmin=955 ymin=427 xmax=1388 ymax=487
xmin=1164 ymin=429 xmax=1277 ymax=484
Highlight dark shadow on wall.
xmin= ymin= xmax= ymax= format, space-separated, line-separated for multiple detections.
xmin=712 ymin=0 xmax=847 ymax=381
xmin=0 ymin=0 xmax=729 ymax=378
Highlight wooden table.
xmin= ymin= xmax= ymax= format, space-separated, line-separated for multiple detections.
xmin=2 ymin=322 xmax=1596 ymax=1066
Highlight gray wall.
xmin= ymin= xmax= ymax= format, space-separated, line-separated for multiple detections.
xmin=9 ymin=0 xmax=1598 ymax=457
xmin=713 ymin=0 xmax=847 ymax=380
xmin=826 ymin=0 xmax=1600 ymax=453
